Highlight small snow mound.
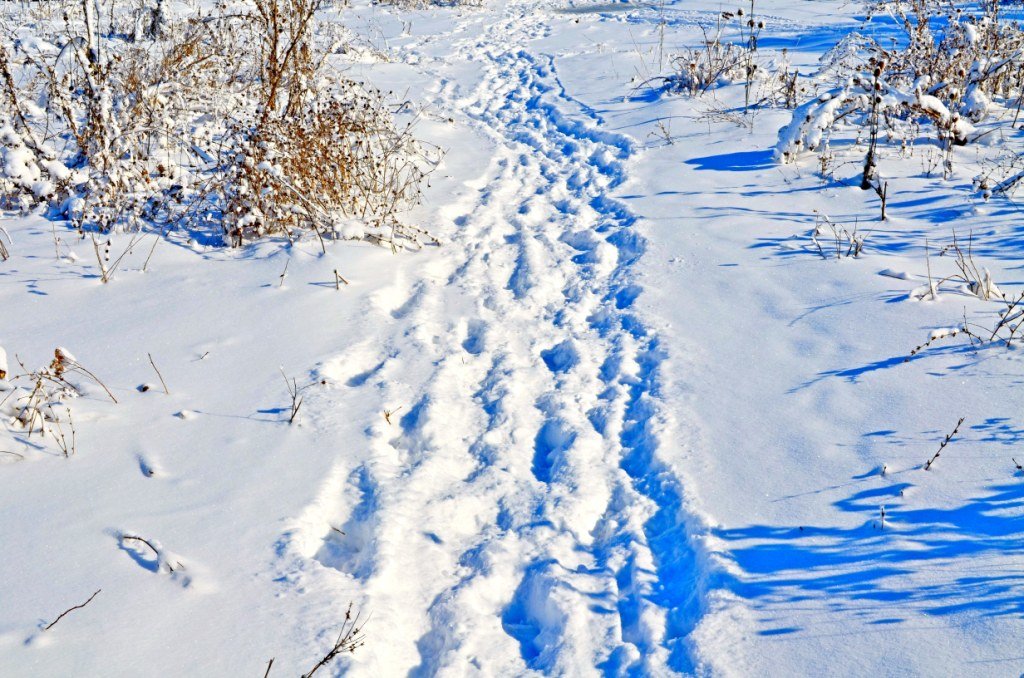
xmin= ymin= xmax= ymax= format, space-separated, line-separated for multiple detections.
xmin=929 ymin=327 xmax=959 ymax=341
xmin=315 ymin=342 xmax=386 ymax=387
xmin=879 ymin=269 xmax=912 ymax=280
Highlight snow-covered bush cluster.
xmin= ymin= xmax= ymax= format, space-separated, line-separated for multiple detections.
xmin=0 ymin=0 xmax=435 ymax=249
xmin=662 ymin=9 xmax=759 ymax=97
xmin=660 ymin=6 xmax=799 ymax=110
xmin=663 ymin=39 xmax=747 ymax=97
xmin=776 ymin=0 xmax=1024 ymax=183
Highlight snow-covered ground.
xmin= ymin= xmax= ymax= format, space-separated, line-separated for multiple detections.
xmin=4 ymin=0 xmax=1024 ymax=675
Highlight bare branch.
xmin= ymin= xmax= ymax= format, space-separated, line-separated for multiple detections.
xmin=924 ymin=417 xmax=966 ymax=471
xmin=302 ymin=604 xmax=367 ymax=677
xmin=44 ymin=589 xmax=101 ymax=631
xmin=148 ymin=353 xmax=169 ymax=395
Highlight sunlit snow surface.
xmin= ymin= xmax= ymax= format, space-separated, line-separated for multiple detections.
xmin=3 ymin=1 xmax=1024 ymax=676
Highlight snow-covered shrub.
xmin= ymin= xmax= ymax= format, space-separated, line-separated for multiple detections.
xmin=661 ymin=9 xmax=759 ymax=97
xmin=661 ymin=5 xmax=799 ymax=110
xmin=663 ymin=37 xmax=745 ymax=95
xmin=776 ymin=1 xmax=1024 ymax=185
xmin=811 ymin=212 xmax=866 ymax=259
xmin=0 ymin=0 xmax=435 ymax=250
xmin=663 ymin=40 xmax=747 ymax=97
xmin=0 ymin=347 xmax=113 ymax=456
xmin=215 ymin=0 xmax=434 ymax=247
xmin=902 ymin=233 xmax=1024 ymax=356
xmin=910 ymin=232 xmax=1004 ymax=302
xmin=220 ymin=96 xmax=423 ymax=247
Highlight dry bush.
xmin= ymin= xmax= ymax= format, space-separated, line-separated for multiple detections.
xmin=905 ymin=233 xmax=1024 ymax=357
xmin=221 ymin=81 xmax=432 ymax=249
xmin=0 ymin=347 xmax=112 ymax=456
xmin=661 ymin=10 xmax=757 ymax=97
xmin=217 ymin=0 xmax=435 ymax=248
xmin=0 ymin=0 xmax=436 ymax=250
xmin=811 ymin=212 xmax=865 ymax=259
xmin=662 ymin=29 xmax=747 ymax=96
xmin=909 ymin=232 xmax=1002 ymax=302
xmin=660 ymin=5 xmax=798 ymax=111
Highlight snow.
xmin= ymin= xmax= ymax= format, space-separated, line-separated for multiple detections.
xmin=929 ymin=327 xmax=960 ymax=341
xmin=3 ymin=0 xmax=1024 ymax=676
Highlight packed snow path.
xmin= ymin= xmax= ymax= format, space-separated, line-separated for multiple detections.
xmin=280 ymin=3 xmax=703 ymax=675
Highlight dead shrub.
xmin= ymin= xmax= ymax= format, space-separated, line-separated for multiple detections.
xmin=0 ymin=0 xmax=436 ymax=251
xmin=0 ymin=347 xmax=113 ymax=456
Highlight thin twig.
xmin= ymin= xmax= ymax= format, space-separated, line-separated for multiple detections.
xmin=48 ymin=410 xmax=76 ymax=458
xmin=68 ymin=360 xmax=118 ymax=404
xmin=121 ymin=534 xmax=174 ymax=572
xmin=924 ymin=417 xmax=966 ymax=470
xmin=143 ymin=235 xmax=160 ymax=272
xmin=925 ymin=238 xmax=936 ymax=301
xmin=44 ymin=589 xmax=101 ymax=631
xmin=280 ymin=368 xmax=303 ymax=424
xmin=279 ymin=259 xmax=290 ymax=288
xmin=51 ymin=222 xmax=62 ymax=261
xmin=302 ymin=603 xmax=367 ymax=677
xmin=91 ymin=234 xmax=110 ymax=283
xmin=148 ymin=353 xmax=169 ymax=394
xmin=0 ymin=226 xmax=12 ymax=262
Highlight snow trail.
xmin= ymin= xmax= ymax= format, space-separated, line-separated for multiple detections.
xmin=279 ymin=4 xmax=707 ymax=674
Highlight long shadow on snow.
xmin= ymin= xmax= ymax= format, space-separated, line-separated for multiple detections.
xmin=687 ymin=149 xmax=774 ymax=173
xmin=715 ymin=480 xmax=1024 ymax=626
xmin=613 ymin=4 xmax=854 ymax=51
xmin=971 ymin=417 xmax=1024 ymax=446
xmin=687 ymin=147 xmax=1024 ymax=264
xmin=789 ymin=343 xmax=981 ymax=393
